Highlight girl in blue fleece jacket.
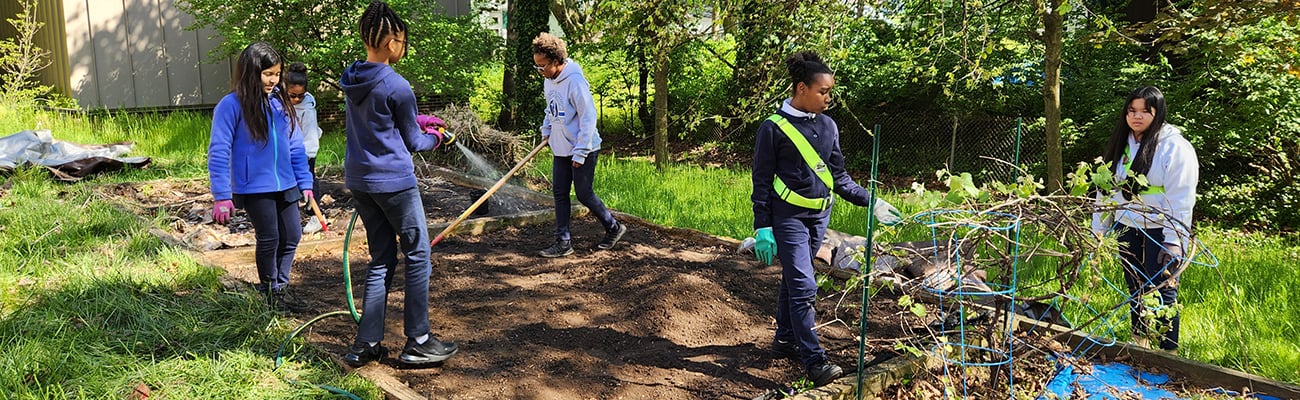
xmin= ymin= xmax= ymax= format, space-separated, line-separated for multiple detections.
xmin=207 ymin=42 xmax=313 ymax=313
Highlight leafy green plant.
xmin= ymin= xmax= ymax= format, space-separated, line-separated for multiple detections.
xmin=178 ymin=0 xmax=498 ymax=102
xmin=0 ymin=0 xmax=52 ymax=107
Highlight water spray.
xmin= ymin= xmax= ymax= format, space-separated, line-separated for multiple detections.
xmin=430 ymin=140 xmax=549 ymax=248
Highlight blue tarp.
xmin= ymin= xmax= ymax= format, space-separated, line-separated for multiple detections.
xmin=1040 ymin=362 xmax=1181 ymax=399
xmin=1039 ymin=361 xmax=1283 ymax=400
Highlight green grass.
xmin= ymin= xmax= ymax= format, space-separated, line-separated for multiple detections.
xmin=0 ymin=168 xmax=378 ymax=398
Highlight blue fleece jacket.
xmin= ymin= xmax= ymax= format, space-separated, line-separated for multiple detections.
xmin=208 ymin=91 xmax=312 ymax=201
xmin=340 ymin=61 xmax=439 ymax=193
xmin=751 ymin=99 xmax=873 ymax=230
xmin=540 ymin=58 xmax=601 ymax=164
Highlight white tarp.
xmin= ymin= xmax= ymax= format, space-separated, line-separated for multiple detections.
xmin=0 ymin=130 xmax=149 ymax=179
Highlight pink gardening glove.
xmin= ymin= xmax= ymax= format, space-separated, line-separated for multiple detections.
xmin=213 ymin=199 xmax=234 ymax=224
xmin=416 ymin=114 xmax=446 ymax=134
xmin=301 ymin=189 xmax=314 ymax=204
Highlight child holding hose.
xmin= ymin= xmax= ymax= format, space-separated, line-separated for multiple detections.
xmin=339 ymin=0 xmax=457 ymax=368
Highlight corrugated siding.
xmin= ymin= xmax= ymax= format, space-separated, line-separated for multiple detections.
xmin=62 ymin=0 xmax=232 ymax=109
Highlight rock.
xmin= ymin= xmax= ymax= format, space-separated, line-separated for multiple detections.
xmin=183 ymin=227 xmax=224 ymax=251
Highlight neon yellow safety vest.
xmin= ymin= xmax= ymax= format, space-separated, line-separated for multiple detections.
xmin=767 ymin=114 xmax=833 ymax=211
xmin=1123 ymin=144 xmax=1165 ymax=195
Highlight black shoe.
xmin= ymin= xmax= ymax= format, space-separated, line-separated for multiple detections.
xmin=808 ymin=362 xmax=843 ymax=387
xmin=597 ymin=222 xmax=628 ymax=250
xmin=398 ymin=336 xmax=459 ymax=365
xmin=772 ymin=339 xmax=800 ymax=359
xmin=539 ymin=239 xmax=574 ymax=258
xmin=342 ymin=342 xmax=386 ymax=367
xmin=270 ymin=288 xmax=310 ymax=313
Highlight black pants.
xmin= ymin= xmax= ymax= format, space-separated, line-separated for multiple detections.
xmin=236 ymin=190 xmax=303 ymax=291
xmin=552 ymin=151 xmax=617 ymax=241
xmin=1117 ymin=226 xmax=1180 ymax=350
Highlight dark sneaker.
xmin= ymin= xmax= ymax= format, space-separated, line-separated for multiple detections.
xmin=772 ymin=339 xmax=800 ymax=359
xmin=271 ymin=288 xmax=310 ymax=313
xmin=398 ymin=336 xmax=458 ymax=365
xmin=808 ymin=362 xmax=843 ymax=387
xmin=342 ymin=342 xmax=386 ymax=367
xmin=539 ymin=239 xmax=574 ymax=258
xmin=597 ymin=222 xmax=628 ymax=250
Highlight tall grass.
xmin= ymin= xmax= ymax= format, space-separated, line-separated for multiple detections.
xmin=0 ymin=169 xmax=377 ymax=398
xmin=582 ymin=155 xmax=1300 ymax=385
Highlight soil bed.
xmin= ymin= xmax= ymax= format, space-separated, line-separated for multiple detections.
xmin=217 ymin=216 xmax=923 ymax=399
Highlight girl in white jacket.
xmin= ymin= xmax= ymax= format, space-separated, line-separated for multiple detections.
xmin=285 ymin=62 xmax=324 ymax=232
xmin=1092 ymin=86 xmax=1199 ymax=352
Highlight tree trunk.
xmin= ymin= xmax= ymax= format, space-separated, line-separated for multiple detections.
xmin=497 ymin=0 xmax=550 ymax=132
xmin=653 ymin=51 xmax=669 ymax=170
xmin=1042 ymin=0 xmax=1065 ymax=192
xmin=637 ymin=33 xmax=652 ymax=136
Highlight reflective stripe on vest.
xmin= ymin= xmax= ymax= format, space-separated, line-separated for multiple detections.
xmin=768 ymin=114 xmax=833 ymax=211
xmin=1123 ymin=144 xmax=1165 ymax=195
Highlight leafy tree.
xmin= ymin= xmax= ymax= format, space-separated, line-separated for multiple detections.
xmin=178 ymin=0 xmax=497 ymax=102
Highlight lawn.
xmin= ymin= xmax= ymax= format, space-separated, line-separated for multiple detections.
xmin=1 ymin=108 xmax=1296 ymax=399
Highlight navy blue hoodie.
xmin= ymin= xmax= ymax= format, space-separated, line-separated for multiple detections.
xmin=340 ymin=61 xmax=439 ymax=193
xmin=751 ymin=99 xmax=872 ymax=230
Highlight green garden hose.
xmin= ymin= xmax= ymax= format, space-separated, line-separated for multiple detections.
xmin=272 ymin=211 xmax=363 ymax=398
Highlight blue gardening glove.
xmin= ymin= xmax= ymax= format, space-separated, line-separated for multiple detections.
xmin=754 ymin=227 xmax=776 ymax=265
xmin=873 ymin=198 xmax=903 ymax=226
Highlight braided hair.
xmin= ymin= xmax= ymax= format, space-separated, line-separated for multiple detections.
xmin=232 ymin=42 xmax=298 ymax=143
xmin=786 ymin=51 xmax=833 ymax=96
xmin=359 ymin=1 xmax=408 ymax=52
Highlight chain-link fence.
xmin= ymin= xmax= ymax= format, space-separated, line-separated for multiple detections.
xmin=828 ymin=109 xmax=1045 ymax=185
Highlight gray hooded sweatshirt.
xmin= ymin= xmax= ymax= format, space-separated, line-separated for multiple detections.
xmin=540 ymin=58 xmax=602 ymax=164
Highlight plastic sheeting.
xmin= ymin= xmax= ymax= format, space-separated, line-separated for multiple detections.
xmin=1041 ymin=361 xmax=1182 ymax=400
xmin=0 ymin=130 xmax=150 ymax=180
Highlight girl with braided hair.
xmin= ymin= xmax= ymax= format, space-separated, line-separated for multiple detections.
xmin=339 ymin=0 xmax=458 ymax=368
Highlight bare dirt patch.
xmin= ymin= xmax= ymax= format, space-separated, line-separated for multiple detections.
xmin=97 ymin=177 xmax=548 ymax=250
xmin=208 ymin=215 xmax=919 ymax=399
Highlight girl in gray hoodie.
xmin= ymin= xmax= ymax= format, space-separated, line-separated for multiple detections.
xmin=533 ymin=32 xmax=626 ymax=258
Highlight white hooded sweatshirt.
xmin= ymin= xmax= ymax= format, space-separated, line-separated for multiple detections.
xmin=1092 ymin=124 xmax=1199 ymax=248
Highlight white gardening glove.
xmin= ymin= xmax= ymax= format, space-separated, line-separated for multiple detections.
xmin=873 ymin=198 xmax=903 ymax=226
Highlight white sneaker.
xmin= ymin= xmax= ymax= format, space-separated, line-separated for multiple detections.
xmin=303 ymin=216 xmax=323 ymax=234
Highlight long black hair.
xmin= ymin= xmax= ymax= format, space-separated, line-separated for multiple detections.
xmin=359 ymin=1 xmax=408 ymax=53
xmin=284 ymin=62 xmax=309 ymax=89
xmin=1103 ymin=86 xmax=1167 ymax=176
xmin=233 ymin=42 xmax=297 ymax=143
xmin=786 ymin=51 xmax=833 ymax=96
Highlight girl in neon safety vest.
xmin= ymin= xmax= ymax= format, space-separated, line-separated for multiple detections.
xmin=750 ymin=51 xmax=901 ymax=387
xmin=1092 ymin=86 xmax=1199 ymax=353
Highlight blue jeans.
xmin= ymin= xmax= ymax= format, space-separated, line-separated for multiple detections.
xmin=1118 ymin=226 xmax=1180 ymax=350
xmin=236 ymin=190 xmax=302 ymax=291
xmin=552 ymin=151 xmax=617 ymax=241
xmin=351 ymin=187 xmax=432 ymax=343
xmin=773 ymin=214 xmax=830 ymax=370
